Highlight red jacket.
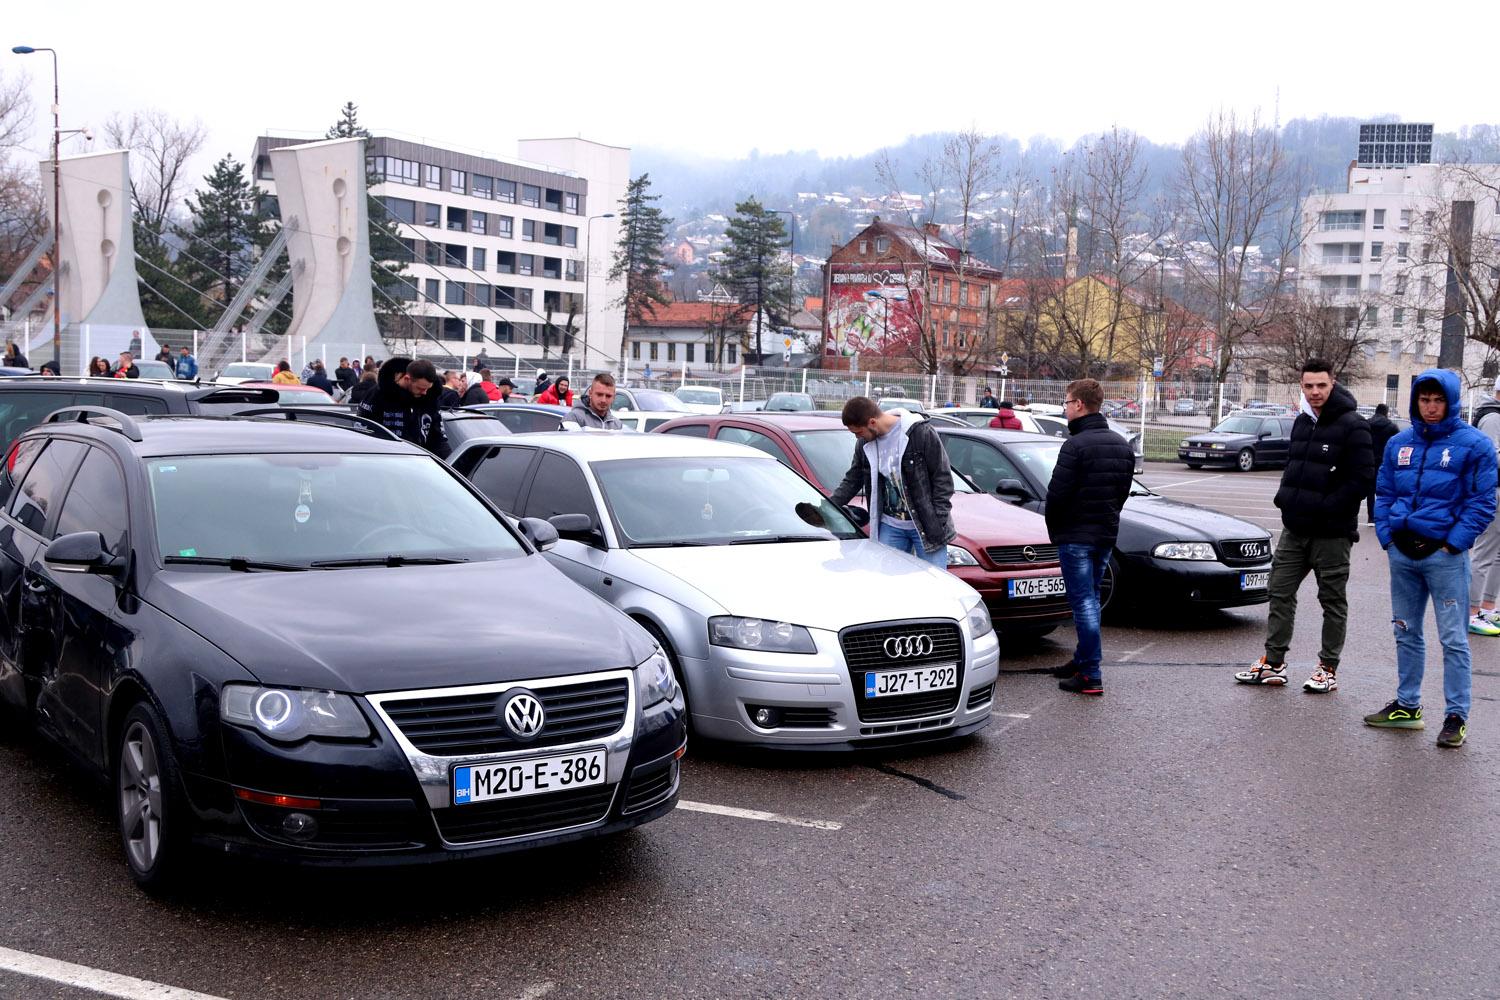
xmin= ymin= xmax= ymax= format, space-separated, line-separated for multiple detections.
xmin=480 ymin=380 xmax=501 ymax=402
xmin=989 ymin=408 xmax=1023 ymax=430
xmin=537 ymin=385 xmax=573 ymax=406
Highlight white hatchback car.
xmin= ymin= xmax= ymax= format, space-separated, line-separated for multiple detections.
xmin=673 ymin=385 xmax=725 ymax=414
xmin=450 ymin=433 xmax=1000 ymax=748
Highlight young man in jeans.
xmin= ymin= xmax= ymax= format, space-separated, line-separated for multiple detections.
xmin=1366 ymin=369 xmax=1497 ymax=747
xmin=830 ymin=396 xmax=955 ymax=569
xmin=1044 ymin=379 xmax=1134 ymax=695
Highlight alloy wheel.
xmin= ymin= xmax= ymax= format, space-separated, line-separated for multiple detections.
xmin=118 ymin=721 xmax=163 ymax=873
xmin=1237 ymin=448 xmax=1255 ymax=472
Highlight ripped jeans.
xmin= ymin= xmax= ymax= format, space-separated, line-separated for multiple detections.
xmin=1388 ymin=546 xmax=1472 ymax=719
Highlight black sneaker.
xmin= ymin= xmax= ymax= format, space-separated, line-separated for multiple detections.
xmin=1363 ymin=700 xmax=1424 ymax=729
xmin=1059 ymin=673 xmax=1103 ymax=696
xmin=1051 ymin=660 xmax=1080 ymax=679
xmin=1437 ymin=715 xmax=1467 ymax=748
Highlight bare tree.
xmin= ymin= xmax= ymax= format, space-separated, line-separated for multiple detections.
xmin=103 ymin=110 xmax=208 ymax=240
xmin=1246 ymin=294 xmax=1380 ymax=378
xmin=0 ymin=70 xmax=42 ymax=298
xmin=0 ymin=71 xmax=33 ymax=153
xmin=1406 ymin=164 xmax=1500 ymax=360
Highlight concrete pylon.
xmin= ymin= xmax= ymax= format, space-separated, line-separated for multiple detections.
xmin=261 ymin=137 xmax=379 ymax=365
xmin=41 ymin=150 xmax=150 ymax=371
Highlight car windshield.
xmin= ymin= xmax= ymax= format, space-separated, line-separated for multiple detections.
xmin=1007 ymin=440 xmax=1151 ymax=497
xmin=674 ymin=387 xmax=721 ymax=405
xmin=222 ymin=363 xmax=274 ymax=380
xmin=766 ymin=394 xmax=814 ymax=411
xmin=136 ymin=360 xmax=174 ymax=378
xmin=277 ymin=389 xmax=337 ymax=406
xmin=1212 ymin=416 xmax=1263 ymax=435
xmin=592 ymin=456 xmax=861 ymax=547
xmin=617 ymin=389 xmax=689 ymax=412
xmin=148 ymin=453 xmax=525 ymax=567
xmin=788 ymin=428 xmax=973 ymax=495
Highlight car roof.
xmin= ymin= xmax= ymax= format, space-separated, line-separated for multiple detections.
xmin=0 ymin=375 xmax=200 ymax=395
xmin=28 ymin=414 xmax=425 ymax=457
xmin=469 ymin=402 xmax=571 ymax=415
xmin=657 ymin=412 xmax=842 ymax=432
xmin=933 ymin=425 xmax=1056 ymax=444
xmin=458 ymin=429 xmax=770 ymax=462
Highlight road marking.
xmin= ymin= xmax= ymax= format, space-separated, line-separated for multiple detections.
xmin=991 ymin=711 xmax=1031 ymax=719
xmin=1118 ymin=641 xmax=1157 ymax=662
xmin=678 ymin=799 xmax=842 ymax=831
xmin=0 ymin=946 xmax=226 ymax=1000
xmin=516 ymin=983 xmax=557 ymax=1000
xmin=1147 ymin=474 xmax=1224 ymax=489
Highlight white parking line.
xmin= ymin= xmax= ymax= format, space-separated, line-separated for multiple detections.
xmin=990 ymin=711 xmax=1031 ymax=719
xmin=0 ymin=946 xmax=225 ymax=1000
xmin=515 ymin=983 xmax=557 ymax=1000
xmin=678 ymin=799 xmax=843 ymax=831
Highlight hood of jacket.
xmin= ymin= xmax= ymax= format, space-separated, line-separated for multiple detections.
xmin=1408 ymin=367 xmax=1463 ymax=438
xmin=1312 ymin=383 xmax=1358 ymax=423
xmin=1066 ymin=411 xmax=1110 ymax=435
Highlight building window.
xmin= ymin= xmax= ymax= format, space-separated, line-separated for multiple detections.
xmin=423 ymin=242 xmax=441 ymax=266
xmin=563 ymin=226 xmax=578 ymax=248
xmin=1399 ymin=209 xmax=1411 ymax=230
xmin=494 ymin=321 xmax=514 ymax=343
xmin=1420 ymin=275 xmax=1434 ymax=298
xmin=649 ymin=342 xmax=658 ymax=361
xmin=1367 ymin=273 xmax=1382 ymax=293
xmin=1415 ymin=341 xmax=1429 ymax=365
xmin=542 ymin=257 xmax=561 ymax=280
xmin=424 ymin=164 xmax=441 ymax=190
xmin=381 ymin=197 xmax=416 ymax=224
xmin=1393 ymin=307 xmax=1404 ymax=327
xmin=876 ymin=237 xmax=890 ymax=253
xmin=1369 ymin=241 xmax=1382 ymax=261
xmin=473 ymin=284 xmax=491 ymax=307
xmin=1395 ymin=273 xmax=1407 ymax=296
xmin=1423 ymin=210 xmax=1435 ymax=229
xmin=1416 ymin=308 xmax=1427 ymax=328
xmin=522 ymin=184 xmax=541 ymax=208
xmin=1389 ymin=339 xmax=1401 ymax=361
xmin=727 ymin=344 xmax=737 ymax=363
xmin=424 ymin=278 xmax=439 ymax=302
xmin=444 ymin=244 xmax=465 ymax=267
xmin=446 ymin=207 xmax=467 ymax=232
xmin=450 ymin=170 xmax=467 ymax=195
xmin=1372 ymin=209 xmax=1385 ymax=230
xmin=667 ymin=343 xmax=677 ymax=362
xmin=685 ymin=343 xmax=694 ymax=363
xmin=565 ymin=259 xmax=580 ymax=281
xmin=1319 ymin=210 xmax=1364 ymax=231
xmin=441 ymin=317 xmax=466 ymax=341
xmin=496 ymin=251 xmax=515 ymax=274
xmin=495 ymin=179 xmax=516 ymax=204
xmin=858 ymin=239 xmax=868 ymax=254
xmin=472 ymin=247 xmax=486 ymax=270
xmin=518 ymin=254 xmax=533 ymax=276
xmin=631 ymin=341 xmax=640 ymax=360
xmin=517 ymin=288 xmax=532 ymax=309
xmin=1321 ymin=243 xmax=1360 ymax=265
xmin=370 ymin=156 xmax=419 ymax=185
xmin=473 ymin=175 xmax=493 ymax=200
xmin=445 ymin=282 xmax=466 ymax=305
xmin=1421 ymin=243 xmax=1432 ymax=263
xmin=423 ymin=202 xmax=441 ymax=227
xmin=1365 ymin=306 xmax=1378 ymax=326
xmin=565 ymin=192 xmax=579 ymax=215
xmin=522 ymin=220 xmax=536 ymax=242
xmin=1397 ymin=242 xmax=1409 ymax=262
xmin=493 ymin=215 xmax=513 ymax=239
xmin=470 ymin=212 xmax=486 ymax=236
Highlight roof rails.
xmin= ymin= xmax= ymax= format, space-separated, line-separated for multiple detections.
xmin=233 ymin=406 xmax=401 ymax=441
xmin=42 ymin=406 xmax=144 ymax=441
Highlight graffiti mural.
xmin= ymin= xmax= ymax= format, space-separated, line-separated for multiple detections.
xmin=825 ymin=268 xmax=925 ymax=360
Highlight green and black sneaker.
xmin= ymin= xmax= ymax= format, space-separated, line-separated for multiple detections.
xmin=1363 ymin=700 xmax=1425 ymax=730
xmin=1437 ymin=715 xmax=1468 ymax=748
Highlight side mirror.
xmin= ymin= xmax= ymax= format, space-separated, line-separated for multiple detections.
xmin=44 ymin=531 xmax=120 ymax=576
xmin=841 ymin=504 xmax=870 ymax=528
xmin=517 ymin=516 xmax=560 ymax=552
xmin=548 ymin=513 xmax=602 ymax=546
xmin=1259 ymin=430 xmax=1273 ymax=439
xmin=994 ymin=479 xmax=1031 ymax=501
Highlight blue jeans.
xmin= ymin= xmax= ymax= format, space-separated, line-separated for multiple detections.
xmin=1389 ymin=546 xmax=1472 ymax=720
xmin=1058 ymin=543 xmax=1112 ymax=680
xmin=877 ymin=522 xmax=948 ymax=569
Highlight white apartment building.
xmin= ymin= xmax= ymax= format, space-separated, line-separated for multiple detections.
xmin=251 ymin=135 xmax=626 ymax=371
xmin=1298 ymin=149 xmax=1500 ymax=405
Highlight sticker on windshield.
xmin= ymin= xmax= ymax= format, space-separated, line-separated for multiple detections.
xmin=158 ymin=465 xmax=177 ymax=473
xmin=294 ymin=504 xmax=311 ymax=524
xmin=178 ymin=548 xmax=197 ymax=557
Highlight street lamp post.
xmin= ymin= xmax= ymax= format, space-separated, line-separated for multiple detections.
xmin=12 ymin=45 xmax=60 ymax=367
xmin=582 ymin=212 xmax=615 ymax=372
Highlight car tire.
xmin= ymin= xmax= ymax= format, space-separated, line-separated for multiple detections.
xmin=115 ymin=701 xmax=189 ymax=895
xmin=1098 ymin=553 xmax=1122 ymax=616
xmin=1236 ymin=448 xmax=1255 ymax=472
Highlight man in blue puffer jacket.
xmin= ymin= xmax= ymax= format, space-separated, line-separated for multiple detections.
xmin=1365 ymin=368 xmax=1498 ymax=748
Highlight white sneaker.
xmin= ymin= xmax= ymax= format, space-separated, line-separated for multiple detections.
xmin=1303 ymin=666 xmax=1338 ymax=693
xmin=1234 ymin=656 xmax=1288 ymax=685
xmin=1469 ymin=614 xmax=1500 ymax=637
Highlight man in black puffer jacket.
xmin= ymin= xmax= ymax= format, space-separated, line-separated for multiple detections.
xmin=1045 ymin=378 xmax=1134 ymax=696
xmin=1366 ymin=403 xmax=1400 ymax=524
xmin=1235 ymin=358 xmax=1373 ymax=694
xmin=357 ymin=357 xmax=450 ymax=458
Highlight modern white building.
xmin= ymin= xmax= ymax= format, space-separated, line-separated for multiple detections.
xmin=1298 ymin=132 xmax=1500 ymax=403
xmin=251 ymin=134 xmax=626 ymax=371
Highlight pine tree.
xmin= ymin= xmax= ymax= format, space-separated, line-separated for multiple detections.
xmin=608 ymin=174 xmax=672 ymax=361
xmin=135 ymin=224 xmax=210 ymax=332
xmin=181 ymin=155 xmax=266 ymax=315
xmin=325 ymin=101 xmax=370 ymax=140
xmin=719 ymin=198 xmax=792 ymax=362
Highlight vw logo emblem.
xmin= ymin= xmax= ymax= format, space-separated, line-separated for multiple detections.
xmin=1022 ymin=545 xmax=1038 ymax=562
xmin=502 ymin=691 xmax=545 ymax=739
xmin=883 ymin=634 xmax=934 ymax=659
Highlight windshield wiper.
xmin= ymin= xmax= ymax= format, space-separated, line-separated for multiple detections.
xmin=630 ymin=540 xmax=720 ymax=548
xmin=726 ymin=534 xmax=829 ymax=545
xmin=309 ymin=555 xmax=470 ymax=568
xmin=164 ymin=555 xmax=308 ymax=572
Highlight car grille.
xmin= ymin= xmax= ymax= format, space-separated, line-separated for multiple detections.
xmin=239 ymin=799 xmax=428 ymax=851
xmin=622 ymin=758 xmax=678 ymax=814
xmin=985 ymin=544 xmax=1059 ymax=566
xmin=840 ymin=621 xmax=964 ymax=723
xmin=966 ymin=683 xmax=996 ymax=711
xmin=381 ymin=678 xmax=630 ymax=756
xmin=433 ymin=785 xmax=616 ymax=844
xmin=780 ymin=707 xmax=836 ymax=728
xmin=1219 ymin=538 xmax=1273 ymax=567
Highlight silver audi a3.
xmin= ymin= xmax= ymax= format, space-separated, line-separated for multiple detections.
xmin=451 ymin=433 xmax=1000 ymax=748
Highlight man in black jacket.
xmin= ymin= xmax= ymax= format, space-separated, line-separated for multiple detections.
xmin=830 ymin=396 xmax=955 ymax=568
xmin=1045 ymin=378 xmax=1134 ymax=695
xmin=1236 ymin=358 xmax=1373 ymax=693
xmin=357 ymin=357 xmax=450 ymax=457
xmin=1366 ymin=403 xmax=1400 ymax=524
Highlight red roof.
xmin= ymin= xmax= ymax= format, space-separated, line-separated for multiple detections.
xmin=628 ymin=301 xmax=750 ymax=328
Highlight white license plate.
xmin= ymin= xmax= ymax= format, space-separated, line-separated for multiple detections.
xmin=1187 ymin=451 xmax=1207 ymax=458
xmin=1241 ymin=571 xmax=1269 ymax=591
xmin=452 ymin=748 xmax=606 ymax=805
xmin=864 ymin=664 xmax=958 ymax=698
xmin=1009 ymin=576 xmax=1066 ymax=599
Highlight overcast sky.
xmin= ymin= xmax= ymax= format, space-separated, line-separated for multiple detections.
xmin=6 ymin=0 xmax=1493 ymax=181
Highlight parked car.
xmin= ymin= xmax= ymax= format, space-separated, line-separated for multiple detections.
xmin=467 ymin=402 xmax=581 ymax=434
xmin=934 ymin=426 xmax=1273 ymax=615
xmin=1172 ymin=398 xmax=1198 ymax=416
xmin=134 ymin=359 xmax=177 ymax=380
xmin=614 ymin=410 xmax=690 ymax=433
xmin=237 ymin=381 xmax=340 ymax=405
xmin=673 ymin=385 xmax=725 ymax=414
xmin=1102 ymin=399 xmax=1141 ymax=418
xmin=877 ymin=397 xmax=926 ymax=412
xmin=723 ymin=400 xmax=767 ymax=413
xmin=449 ymin=432 xmax=999 ymax=748
xmin=610 ymin=387 xmax=691 ymax=413
xmin=652 ymin=413 xmax=1072 ymax=640
xmin=0 ymin=408 xmax=685 ymax=891
xmin=0 ymin=376 xmax=279 ymax=453
xmin=436 ymin=409 xmax=512 ymax=451
xmin=764 ymin=392 xmax=817 ymax=412
xmin=214 ymin=362 xmax=277 ymax=385
xmin=1178 ymin=413 xmax=1295 ymax=471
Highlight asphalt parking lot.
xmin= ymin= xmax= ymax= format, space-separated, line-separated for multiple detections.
xmin=3 ymin=464 xmax=1498 ymax=999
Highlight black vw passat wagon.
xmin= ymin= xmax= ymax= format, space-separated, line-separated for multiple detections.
xmin=0 ymin=407 xmax=685 ymax=892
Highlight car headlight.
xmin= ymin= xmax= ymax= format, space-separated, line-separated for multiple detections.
xmin=708 ymin=616 xmax=816 ymax=654
xmin=220 ymin=685 xmax=370 ymax=743
xmin=1209 ymin=443 xmax=1226 ymax=450
xmin=1179 ymin=440 xmax=1190 ymax=448
xmin=637 ymin=649 xmax=678 ymax=708
xmin=1152 ymin=542 xmax=1217 ymax=560
xmin=965 ymin=598 xmax=994 ymax=640
xmin=946 ymin=545 xmax=979 ymax=567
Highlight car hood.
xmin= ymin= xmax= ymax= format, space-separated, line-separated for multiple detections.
xmin=1120 ymin=494 xmax=1267 ymax=548
xmin=1182 ymin=432 xmax=1253 ymax=445
xmin=626 ymin=538 xmax=977 ymax=631
xmin=949 ymin=492 xmax=1051 ymax=549
xmin=146 ymin=559 xmax=653 ymax=693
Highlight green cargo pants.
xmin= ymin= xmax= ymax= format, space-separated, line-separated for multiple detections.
xmin=1264 ymin=530 xmax=1353 ymax=671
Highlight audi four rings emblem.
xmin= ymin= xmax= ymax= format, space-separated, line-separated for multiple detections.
xmin=503 ymin=692 xmax=545 ymax=739
xmin=883 ymin=634 xmax=934 ymax=658
xmin=1022 ymin=545 xmax=1038 ymax=562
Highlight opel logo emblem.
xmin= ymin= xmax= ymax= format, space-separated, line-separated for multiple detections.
xmin=1022 ymin=545 xmax=1038 ymax=562
xmin=883 ymin=634 xmax=934 ymax=659
xmin=502 ymin=691 xmax=545 ymax=739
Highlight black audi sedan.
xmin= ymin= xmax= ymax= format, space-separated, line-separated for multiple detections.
xmin=1178 ymin=412 xmax=1295 ymax=471
xmin=934 ymin=427 xmax=1273 ymax=615
xmin=0 ymin=407 xmax=685 ymax=892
